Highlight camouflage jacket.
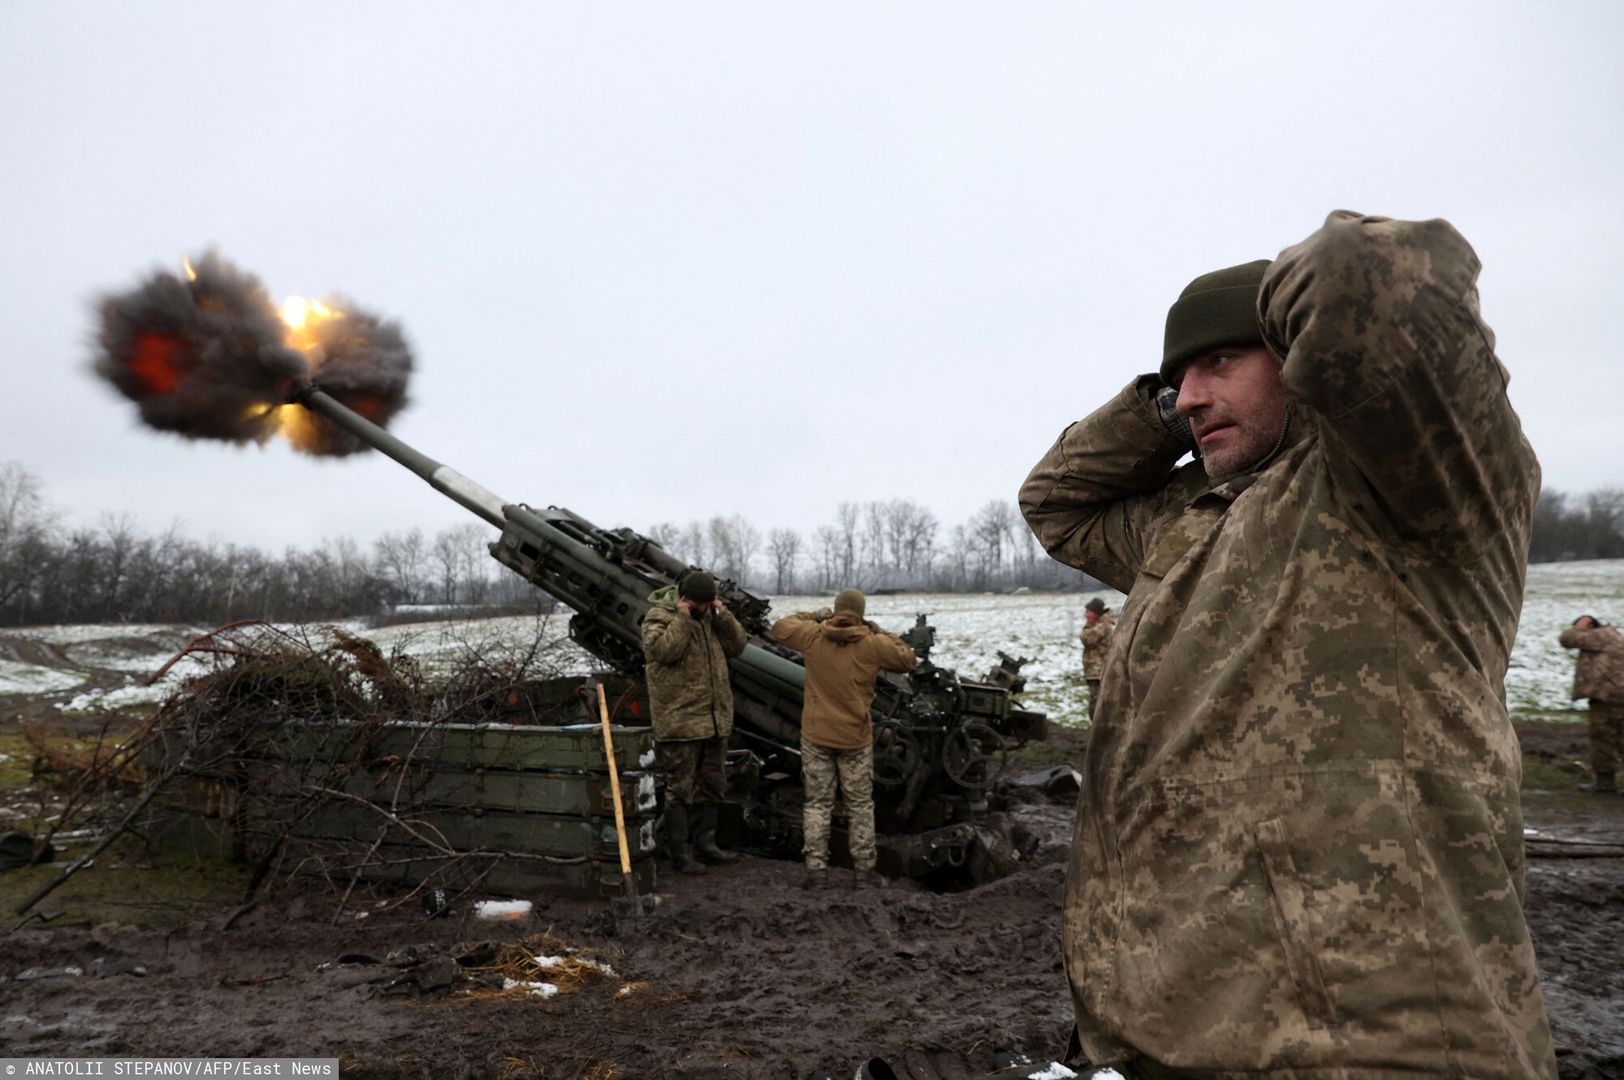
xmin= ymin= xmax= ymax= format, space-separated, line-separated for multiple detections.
xmin=640 ymin=585 xmax=749 ymax=742
xmin=1079 ymin=612 xmax=1115 ymax=679
xmin=770 ymin=610 xmax=917 ymax=750
xmin=1019 ymin=213 xmax=1554 ymax=1076
xmin=1559 ymin=623 xmax=1624 ymax=704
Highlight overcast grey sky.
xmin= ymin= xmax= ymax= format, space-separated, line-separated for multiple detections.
xmin=2 ymin=2 xmax=1620 ymax=553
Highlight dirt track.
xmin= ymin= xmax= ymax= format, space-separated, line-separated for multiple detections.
xmin=1 ymin=725 xmax=1621 ymax=1079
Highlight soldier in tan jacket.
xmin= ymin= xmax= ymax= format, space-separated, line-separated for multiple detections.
xmin=1078 ymin=597 xmax=1114 ymax=721
xmin=771 ymin=588 xmax=917 ymax=889
xmin=641 ymin=571 xmax=750 ymax=875
xmin=1558 ymin=614 xmax=1624 ymax=793
xmin=1020 ymin=212 xmax=1555 ymax=1076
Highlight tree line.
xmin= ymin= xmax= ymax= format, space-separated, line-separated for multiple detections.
xmin=2 ymin=461 xmax=1620 ymax=626
xmin=1529 ymin=488 xmax=1624 ymax=563
xmin=0 ymin=463 xmax=537 ymax=626
xmin=647 ymin=498 xmax=1090 ymax=595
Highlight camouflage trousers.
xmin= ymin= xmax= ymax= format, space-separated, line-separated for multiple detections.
xmin=658 ymin=736 xmax=727 ymax=808
xmin=800 ymin=737 xmax=876 ymax=872
xmin=1590 ymin=700 xmax=1624 ymax=773
xmin=1086 ymin=679 xmax=1101 ymax=722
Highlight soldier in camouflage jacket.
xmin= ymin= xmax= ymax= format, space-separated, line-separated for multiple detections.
xmin=1020 ymin=212 xmax=1555 ymax=1076
xmin=1079 ymin=597 xmax=1115 ymax=722
xmin=1558 ymin=615 xmax=1624 ymax=792
xmin=641 ymin=572 xmax=750 ymax=873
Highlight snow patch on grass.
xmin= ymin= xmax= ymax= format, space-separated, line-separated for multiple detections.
xmin=0 ymin=660 xmax=84 ymax=695
xmin=57 ymin=683 xmax=171 ymax=713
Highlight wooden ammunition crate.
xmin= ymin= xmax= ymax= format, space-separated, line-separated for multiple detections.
xmin=142 ymin=719 xmax=660 ymax=900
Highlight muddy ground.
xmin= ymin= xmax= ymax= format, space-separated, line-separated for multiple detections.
xmin=2 ymin=706 xmax=1622 ymax=1078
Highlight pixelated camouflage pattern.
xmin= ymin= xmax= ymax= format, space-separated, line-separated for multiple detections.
xmin=1558 ymin=623 xmax=1624 ymax=704
xmin=800 ymin=737 xmax=876 ymax=872
xmin=640 ymin=585 xmax=749 ymax=742
xmin=1583 ymin=701 xmax=1623 ymax=775
xmin=658 ymin=735 xmax=728 ymax=807
xmin=1080 ymin=611 xmax=1115 ymax=679
xmin=1020 ymin=212 xmax=1554 ymax=1075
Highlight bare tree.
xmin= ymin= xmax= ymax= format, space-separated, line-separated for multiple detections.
xmin=767 ymin=527 xmax=802 ymax=593
xmin=812 ymin=526 xmax=840 ymax=592
xmin=734 ymin=516 xmax=762 ymax=587
xmin=862 ymin=502 xmax=887 ymax=580
xmin=373 ymin=527 xmax=427 ymax=605
xmin=647 ymin=522 xmax=681 ymax=557
xmin=0 ymin=462 xmax=54 ymax=616
xmin=431 ymin=527 xmax=463 ymax=604
xmin=704 ymin=514 xmax=760 ymax=584
xmin=945 ymin=523 xmax=972 ymax=591
xmin=679 ymin=521 xmax=708 ymax=568
xmin=968 ymin=500 xmax=1014 ymax=588
xmin=835 ymin=502 xmax=859 ymax=584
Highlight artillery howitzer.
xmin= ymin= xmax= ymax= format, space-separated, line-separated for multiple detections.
xmin=292 ymin=383 xmax=1046 ymax=881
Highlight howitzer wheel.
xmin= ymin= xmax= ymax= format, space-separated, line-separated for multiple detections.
xmin=941 ymin=722 xmax=1007 ymax=791
xmin=872 ymin=720 xmax=922 ymax=789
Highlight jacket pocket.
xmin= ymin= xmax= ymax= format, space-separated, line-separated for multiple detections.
xmin=1256 ymin=818 xmax=1338 ymax=1026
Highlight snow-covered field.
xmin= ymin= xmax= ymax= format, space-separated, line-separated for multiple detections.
xmin=1 ymin=560 xmax=1618 ymax=728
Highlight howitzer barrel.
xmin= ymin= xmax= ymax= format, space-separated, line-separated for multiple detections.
xmin=291 ymin=383 xmax=807 ymax=744
xmin=294 ymin=385 xmax=509 ymax=529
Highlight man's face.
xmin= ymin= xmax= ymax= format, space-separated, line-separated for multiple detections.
xmin=1575 ymin=615 xmax=1599 ymax=630
xmin=1085 ymin=609 xmax=1099 ymax=626
xmin=1173 ymin=345 xmax=1291 ymax=477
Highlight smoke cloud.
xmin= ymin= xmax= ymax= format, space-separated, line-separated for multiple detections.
xmin=289 ymin=298 xmax=412 ymax=456
xmin=93 ymin=252 xmax=413 ymax=456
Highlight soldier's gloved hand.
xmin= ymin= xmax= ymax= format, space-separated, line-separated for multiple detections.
xmin=1155 ymin=385 xmax=1196 ymax=451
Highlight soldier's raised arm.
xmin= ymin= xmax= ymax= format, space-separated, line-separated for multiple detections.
xmin=713 ymin=606 xmax=749 ymax=659
xmin=1560 ymin=624 xmax=1612 ymax=651
xmin=1018 ymin=376 xmax=1195 ymax=592
xmin=1259 ymin=211 xmax=1539 ymax=559
xmin=869 ymin=629 xmax=918 ymax=674
xmin=770 ymin=611 xmax=822 ymax=651
xmin=640 ymin=607 xmax=691 ymax=665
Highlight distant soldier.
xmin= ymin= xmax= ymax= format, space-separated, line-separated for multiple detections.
xmin=1078 ymin=597 xmax=1114 ymax=721
xmin=641 ymin=571 xmax=749 ymax=875
xmin=1020 ymin=212 xmax=1554 ymax=1074
xmin=1558 ymin=614 xmax=1624 ymax=794
xmin=771 ymin=588 xmax=917 ymax=889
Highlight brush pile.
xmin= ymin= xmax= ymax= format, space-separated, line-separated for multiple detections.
xmin=21 ymin=618 xmax=611 ymax=918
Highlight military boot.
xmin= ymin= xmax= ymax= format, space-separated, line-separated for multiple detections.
xmin=691 ymin=804 xmax=738 ymax=865
xmin=853 ymin=868 xmax=887 ymax=890
xmin=663 ymin=803 xmax=706 ymax=876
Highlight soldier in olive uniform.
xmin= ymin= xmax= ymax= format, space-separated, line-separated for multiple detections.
xmin=1078 ymin=597 xmax=1114 ymax=722
xmin=1559 ymin=614 xmax=1624 ymax=793
xmin=641 ymin=571 xmax=749 ymax=875
xmin=1020 ymin=212 xmax=1555 ymax=1075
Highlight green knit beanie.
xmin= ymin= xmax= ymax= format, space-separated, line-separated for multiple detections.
xmin=833 ymin=588 xmax=866 ymax=617
xmin=678 ymin=571 xmax=717 ymax=604
xmin=1160 ymin=259 xmax=1271 ymax=383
